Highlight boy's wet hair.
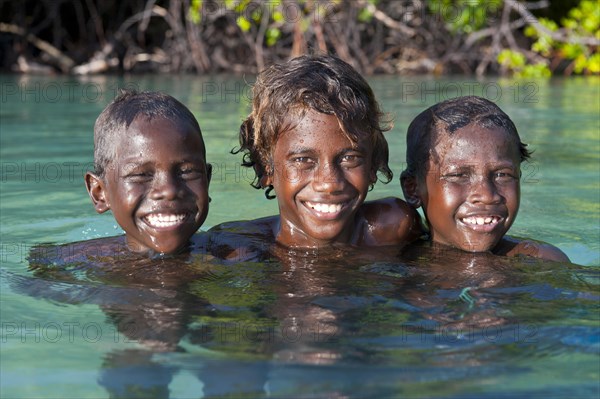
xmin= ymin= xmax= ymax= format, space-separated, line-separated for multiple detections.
xmin=234 ymin=54 xmax=393 ymax=199
xmin=403 ymin=95 xmax=532 ymax=180
xmin=93 ymin=90 xmax=204 ymax=177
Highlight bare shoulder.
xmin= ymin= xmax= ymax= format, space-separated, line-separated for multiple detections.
xmin=28 ymin=235 xmax=128 ymax=267
xmin=207 ymin=216 xmax=277 ymax=261
xmin=208 ymin=215 xmax=276 ymax=235
xmin=495 ymin=236 xmax=571 ymax=262
xmin=358 ymin=197 xmax=424 ymax=246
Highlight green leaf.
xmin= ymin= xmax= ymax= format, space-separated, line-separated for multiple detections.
xmin=237 ymin=16 xmax=252 ymax=32
xmin=189 ymin=0 xmax=202 ymax=24
xmin=358 ymin=7 xmax=373 ymax=23
xmin=266 ymin=27 xmax=281 ymax=47
xmin=588 ymin=53 xmax=600 ymax=73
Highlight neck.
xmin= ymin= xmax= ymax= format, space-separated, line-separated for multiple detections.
xmin=272 ymin=217 xmax=356 ymax=249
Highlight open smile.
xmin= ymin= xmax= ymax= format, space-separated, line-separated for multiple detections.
xmin=303 ymin=200 xmax=349 ymax=219
xmin=143 ymin=212 xmax=191 ymax=229
xmin=459 ymin=215 xmax=503 ymax=233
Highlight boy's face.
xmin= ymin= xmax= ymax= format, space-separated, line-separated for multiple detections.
xmin=416 ymin=124 xmax=521 ymax=252
xmin=89 ymin=116 xmax=210 ymax=254
xmin=267 ymin=110 xmax=375 ymax=247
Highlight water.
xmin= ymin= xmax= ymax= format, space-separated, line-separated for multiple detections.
xmin=1 ymin=74 xmax=599 ymax=398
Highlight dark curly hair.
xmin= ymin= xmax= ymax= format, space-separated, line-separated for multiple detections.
xmin=233 ymin=54 xmax=393 ymax=199
xmin=402 ymin=95 xmax=532 ymax=180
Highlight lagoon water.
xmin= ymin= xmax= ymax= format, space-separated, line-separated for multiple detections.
xmin=1 ymin=74 xmax=598 ymax=398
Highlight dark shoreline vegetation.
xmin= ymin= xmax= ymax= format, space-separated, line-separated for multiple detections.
xmin=0 ymin=0 xmax=598 ymax=77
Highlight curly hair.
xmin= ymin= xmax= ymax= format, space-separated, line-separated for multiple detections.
xmin=233 ymin=54 xmax=393 ymax=199
xmin=403 ymin=95 xmax=532 ymax=180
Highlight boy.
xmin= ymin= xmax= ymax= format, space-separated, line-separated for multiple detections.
xmin=216 ymin=54 xmax=422 ymax=250
xmin=84 ymin=90 xmax=212 ymax=255
xmin=400 ymin=95 xmax=569 ymax=262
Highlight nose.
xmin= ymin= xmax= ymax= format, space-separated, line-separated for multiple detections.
xmin=469 ymin=176 xmax=502 ymax=204
xmin=312 ymin=162 xmax=344 ymax=193
xmin=149 ymin=172 xmax=180 ymax=201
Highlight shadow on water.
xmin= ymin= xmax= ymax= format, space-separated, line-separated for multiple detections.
xmin=7 ymin=233 xmax=599 ymax=398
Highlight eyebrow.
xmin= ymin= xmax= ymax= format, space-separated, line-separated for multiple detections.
xmin=285 ymin=147 xmax=314 ymax=157
xmin=285 ymin=145 xmax=365 ymax=158
xmin=442 ymin=160 xmax=518 ymax=169
xmin=121 ymin=154 xmax=205 ymax=162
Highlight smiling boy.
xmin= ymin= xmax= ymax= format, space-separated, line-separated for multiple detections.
xmin=400 ymin=96 xmax=569 ymax=262
xmin=85 ymin=90 xmax=211 ymax=255
xmin=214 ymin=55 xmax=422 ymax=252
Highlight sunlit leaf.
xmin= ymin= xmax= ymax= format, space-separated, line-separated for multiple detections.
xmin=237 ymin=16 xmax=252 ymax=32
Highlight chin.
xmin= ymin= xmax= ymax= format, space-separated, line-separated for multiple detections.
xmin=309 ymin=230 xmax=348 ymax=245
xmin=152 ymin=243 xmax=188 ymax=255
xmin=457 ymin=241 xmax=498 ymax=253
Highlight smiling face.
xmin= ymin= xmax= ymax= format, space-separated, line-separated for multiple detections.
xmin=267 ymin=110 xmax=375 ymax=247
xmin=416 ymin=124 xmax=521 ymax=252
xmin=86 ymin=116 xmax=210 ymax=254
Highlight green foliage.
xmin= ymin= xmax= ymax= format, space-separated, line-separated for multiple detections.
xmin=188 ymin=0 xmax=597 ymax=76
xmin=189 ymin=0 xmax=202 ymax=24
xmin=188 ymin=0 xmax=302 ymax=46
xmin=265 ymin=27 xmax=281 ymax=47
xmin=188 ymin=0 xmax=366 ymax=49
xmin=498 ymin=49 xmax=551 ymax=78
xmin=523 ymin=0 xmax=600 ymax=75
xmin=428 ymin=0 xmax=502 ymax=34
xmin=357 ymin=0 xmax=378 ymax=23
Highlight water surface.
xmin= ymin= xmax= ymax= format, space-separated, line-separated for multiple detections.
xmin=1 ymin=74 xmax=598 ymax=398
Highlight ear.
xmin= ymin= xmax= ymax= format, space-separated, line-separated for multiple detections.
xmin=370 ymin=170 xmax=378 ymax=185
xmin=400 ymin=171 xmax=422 ymax=209
xmin=206 ymin=163 xmax=213 ymax=186
xmin=259 ymin=161 xmax=274 ymax=188
xmin=85 ymin=172 xmax=110 ymax=214
xmin=260 ymin=173 xmax=273 ymax=188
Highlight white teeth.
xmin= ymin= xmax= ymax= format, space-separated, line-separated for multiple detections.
xmin=145 ymin=213 xmax=187 ymax=228
xmin=306 ymin=202 xmax=343 ymax=214
xmin=462 ymin=216 xmax=499 ymax=226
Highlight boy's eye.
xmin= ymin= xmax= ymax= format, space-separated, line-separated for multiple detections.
xmin=340 ymin=154 xmax=364 ymax=167
xmin=125 ymin=171 xmax=153 ymax=182
xmin=291 ymin=157 xmax=315 ymax=167
xmin=494 ymin=171 xmax=517 ymax=183
xmin=442 ymin=172 xmax=469 ymax=182
xmin=293 ymin=156 xmax=312 ymax=163
xmin=179 ymin=167 xmax=204 ymax=179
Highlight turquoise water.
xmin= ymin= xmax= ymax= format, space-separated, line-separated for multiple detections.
xmin=1 ymin=74 xmax=599 ymax=398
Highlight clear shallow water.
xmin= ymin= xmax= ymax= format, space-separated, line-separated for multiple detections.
xmin=1 ymin=74 xmax=599 ymax=398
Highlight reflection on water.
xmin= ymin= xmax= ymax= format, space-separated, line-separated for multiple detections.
xmin=9 ymin=235 xmax=597 ymax=398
